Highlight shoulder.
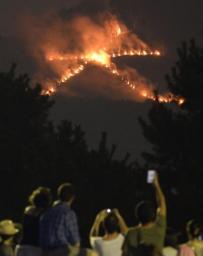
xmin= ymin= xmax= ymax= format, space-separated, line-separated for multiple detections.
xmin=118 ymin=233 xmax=125 ymax=240
xmin=24 ymin=206 xmax=42 ymax=216
xmin=90 ymin=236 xmax=102 ymax=248
xmin=188 ymin=240 xmax=203 ymax=249
xmin=58 ymin=204 xmax=77 ymax=220
xmin=114 ymin=234 xmax=125 ymax=244
xmin=124 ymin=227 xmax=140 ymax=245
xmin=178 ymin=243 xmax=196 ymax=256
xmin=127 ymin=227 xmax=139 ymax=236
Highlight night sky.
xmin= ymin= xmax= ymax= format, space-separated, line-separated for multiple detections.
xmin=0 ymin=0 xmax=203 ymax=160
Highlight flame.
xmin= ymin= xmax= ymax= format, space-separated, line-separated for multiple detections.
xmin=44 ymin=48 xmax=185 ymax=105
xmin=37 ymin=15 xmax=184 ymax=105
xmin=117 ymin=27 xmax=121 ymax=36
xmin=42 ymin=86 xmax=56 ymax=96
xmin=85 ymin=50 xmax=110 ymax=66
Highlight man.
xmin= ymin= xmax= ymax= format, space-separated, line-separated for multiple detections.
xmin=122 ymin=172 xmax=167 ymax=256
xmin=39 ymin=183 xmax=81 ymax=256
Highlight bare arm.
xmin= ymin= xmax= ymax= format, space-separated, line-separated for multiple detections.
xmin=89 ymin=210 xmax=107 ymax=240
xmin=113 ymin=209 xmax=128 ymax=234
xmin=153 ymin=173 xmax=166 ymax=216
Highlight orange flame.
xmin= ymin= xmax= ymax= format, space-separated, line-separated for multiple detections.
xmin=39 ymin=15 xmax=184 ymax=105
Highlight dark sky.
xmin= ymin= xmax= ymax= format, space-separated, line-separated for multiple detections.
xmin=0 ymin=0 xmax=203 ymax=161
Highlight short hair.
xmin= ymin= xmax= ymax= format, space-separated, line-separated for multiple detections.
xmin=130 ymin=244 xmax=161 ymax=256
xmin=135 ymin=201 xmax=156 ymax=225
xmin=57 ymin=183 xmax=75 ymax=202
xmin=165 ymin=227 xmax=180 ymax=247
xmin=29 ymin=187 xmax=52 ymax=208
xmin=103 ymin=212 xmax=119 ymax=234
xmin=186 ymin=219 xmax=201 ymax=238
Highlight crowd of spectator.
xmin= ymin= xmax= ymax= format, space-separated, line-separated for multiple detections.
xmin=0 ymin=173 xmax=203 ymax=256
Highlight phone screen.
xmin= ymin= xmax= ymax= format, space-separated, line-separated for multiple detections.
xmin=147 ymin=170 xmax=156 ymax=183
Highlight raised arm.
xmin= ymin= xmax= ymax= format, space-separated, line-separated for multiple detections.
xmin=89 ymin=210 xmax=107 ymax=238
xmin=153 ymin=173 xmax=166 ymax=217
xmin=113 ymin=209 xmax=128 ymax=234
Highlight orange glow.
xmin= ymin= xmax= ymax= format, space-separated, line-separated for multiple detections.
xmin=86 ymin=50 xmax=110 ymax=66
xmin=117 ymin=27 xmax=121 ymax=36
xmin=42 ymin=86 xmax=56 ymax=96
xmin=40 ymin=15 xmax=184 ymax=105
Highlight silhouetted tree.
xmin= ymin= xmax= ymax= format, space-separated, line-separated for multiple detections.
xmin=0 ymin=64 xmax=54 ymax=217
xmin=139 ymin=38 xmax=203 ymax=225
xmin=0 ymin=64 xmax=145 ymax=244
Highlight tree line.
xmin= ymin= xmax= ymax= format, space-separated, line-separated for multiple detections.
xmin=0 ymin=37 xmax=203 ymax=244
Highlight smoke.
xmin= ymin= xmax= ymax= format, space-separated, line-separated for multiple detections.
xmin=55 ymin=65 xmax=153 ymax=101
xmin=0 ymin=0 xmax=156 ymax=101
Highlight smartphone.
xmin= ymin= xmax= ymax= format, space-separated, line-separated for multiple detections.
xmin=147 ymin=170 xmax=156 ymax=183
xmin=106 ymin=208 xmax=111 ymax=213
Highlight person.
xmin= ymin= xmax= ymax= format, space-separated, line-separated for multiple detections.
xmin=122 ymin=172 xmax=167 ymax=256
xmin=129 ymin=244 xmax=162 ymax=256
xmin=178 ymin=220 xmax=203 ymax=256
xmin=90 ymin=209 xmax=128 ymax=256
xmin=0 ymin=220 xmax=19 ymax=256
xmin=162 ymin=228 xmax=180 ymax=256
xmin=40 ymin=182 xmax=90 ymax=256
xmin=15 ymin=186 xmax=52 ymax=256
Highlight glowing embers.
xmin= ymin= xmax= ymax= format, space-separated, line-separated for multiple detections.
xmin=60 ymin=65 xmax=85 ymax=83
xmin=47 ymin=49 xmax=161 ymax=62
xmin=42 ymin=14 xmax=184 ymax=105
xmin=45 ymin=48 xmax=184 ymax=105
xmin=105 ymin=65 xmax=185 ymax=105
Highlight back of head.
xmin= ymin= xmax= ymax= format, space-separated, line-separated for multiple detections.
xmin=103 ymin=212 xmax=119 ymax=234
xmin=165 ymin=227 xmax=180 ymax=247
xmin=130 ymin=244 xmax=161 ymax=256
xmin=57 ymin=183 xmax=75 ymax=202
xmin=186 ymin=220 xmax=201 ymax=239
xmin=29 ymin=187 xmax=52 ymax=209
xmin=135 ymin=201 xmax=156 ymax=225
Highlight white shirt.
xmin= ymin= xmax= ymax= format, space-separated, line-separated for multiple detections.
xmin=91 ymin=234 xmax=124 ymax=256
xmin=163 ymin=246 xmax=178 ymax=256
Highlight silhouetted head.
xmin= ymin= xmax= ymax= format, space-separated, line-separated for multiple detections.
xmin=186 ymin=219 xmax=201 ymax=239
xmin=103 ymin=212 xmax=119 ymax=234
xmin=29 ymin=187 xmax=52 ymax=208
xmin=135 ymin=201 xmax=156 ymax=225
xmin=165 ymin=227 xmax=180 ymax=248
xmin=57 ymin=183 xmax=75 ymax=203
xmin=130 ymin=244 xmax=161 ymax=256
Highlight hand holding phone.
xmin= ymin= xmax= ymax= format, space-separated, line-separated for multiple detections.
xmin=147 ymin=170 xmax=156 ymax=183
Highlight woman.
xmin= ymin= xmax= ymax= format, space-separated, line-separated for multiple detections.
xmin=90 ymin=209 xmax=128 ymax=256
xmin=15 ymin=187 xmax=52 ymax=256
xmin=186 ymin=220 xmax=203 ymax=256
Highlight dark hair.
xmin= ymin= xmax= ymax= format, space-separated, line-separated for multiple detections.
xmin=103 ymin=212 xmax=119 ymax=234
xmin=130 ymin=244 xmax=161 ymax=256
xmin=57 ymin=183 xmax=75 ymax=202
xmin=29 ymin=187 xmax=52 ymax=208
xmin=165 ymin=228 xmax=180 ymax=247
xmin=186 ymin=219 xmax=201 ymax=239
xmin=135 ymin=201 xmax=156 ymax=225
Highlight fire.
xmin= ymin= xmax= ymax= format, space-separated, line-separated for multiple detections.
xmin=117 ymin=27 xmax=121 ymax=36
xmin=38 ymin=14 xmax=184 ymax=105
xmin=44 ymin=47 xmax=185 ymax=105
xmin=85 ymin=50 xmax=110 ymax=66
xmin=42 ymin=86 xmax=56 ymax=96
